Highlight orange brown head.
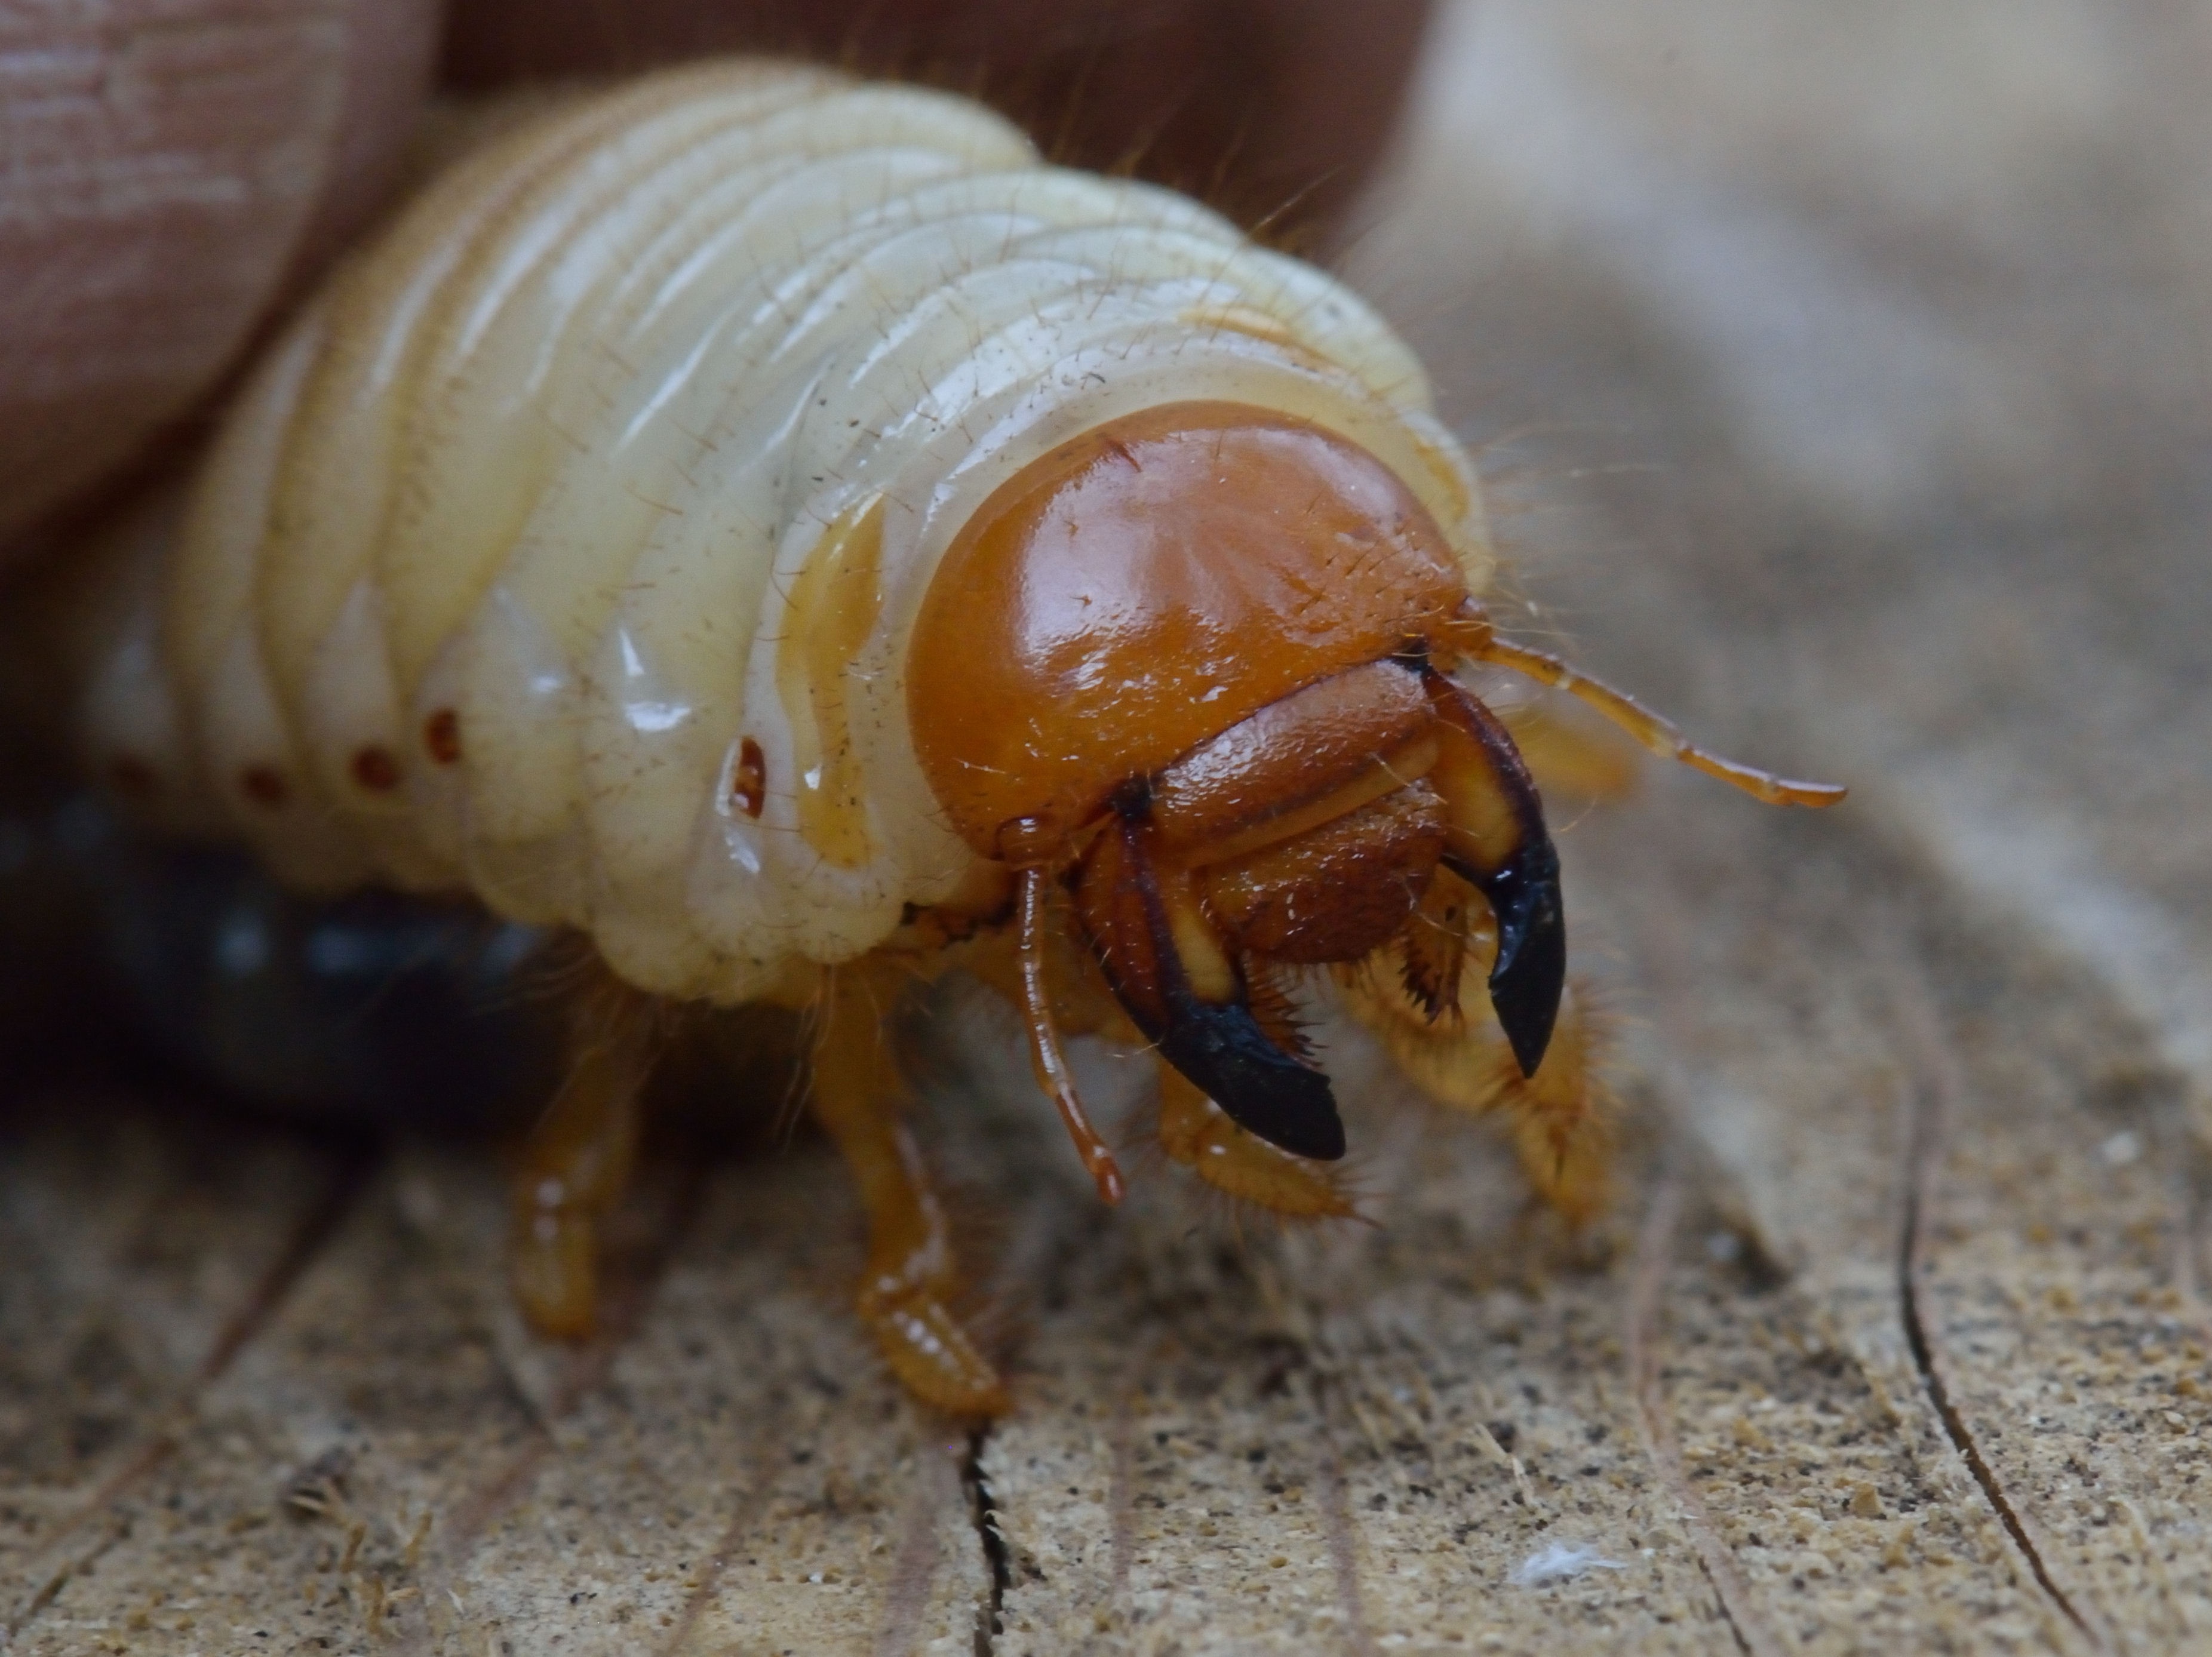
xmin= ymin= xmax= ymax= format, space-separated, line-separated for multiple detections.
xmin=910 ymin=401 xmax=1570 ymax=1169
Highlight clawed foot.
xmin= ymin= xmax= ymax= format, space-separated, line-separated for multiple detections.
xmin=859 ymin=1281 xmax=1009 ymax=1417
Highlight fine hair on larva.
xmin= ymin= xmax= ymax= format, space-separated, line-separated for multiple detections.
xmin=34 ymin=59 xmax=1843 ymax=1415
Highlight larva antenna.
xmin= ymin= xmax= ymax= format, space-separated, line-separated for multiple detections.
xmin=1441 ymin=614 xmax=1848 ymax=810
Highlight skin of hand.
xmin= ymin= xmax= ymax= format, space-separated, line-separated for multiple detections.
xmin=0 ymin=0 xmax=1431 ymax=561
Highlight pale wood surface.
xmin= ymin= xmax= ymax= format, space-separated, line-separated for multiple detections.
xmin=6 ymin=2 xmax=2211 ymax=1652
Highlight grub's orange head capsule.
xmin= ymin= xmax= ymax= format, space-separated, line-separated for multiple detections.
xmin=908 ymin=400 xmax=1572 ymax=1166
xmin=908 ymin=402 xmax=1470 ymax=856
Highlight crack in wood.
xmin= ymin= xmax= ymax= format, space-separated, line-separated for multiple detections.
xmin=1107 ymin=1382 xmax=1136 ymax=1610
xmin=2157 ymin=1098 xmax=2212 ymax=1354
xmin=1895 ymin=995 xmax=2113 ymax=1654
xmin=10 ymin=1520 xmax=123 ymax=1641
xmin=1624 ymin=1166 xmax=1784 ymax=1657
xmin=2 ymin=1135 xmax=377 ymax=1642
xmin=654 ymin=1407 xmax=787 ymax=1656
xmin=871 ymin=1440 xmax=957 ymax=1657
xmin=407 ymin=1161 xmax=711 ymax=1657
xmin=960 ymin=1424 xmax=1011 ymax=1655
xmin=1310 ymin=1375 xmax=1380 ymax=1657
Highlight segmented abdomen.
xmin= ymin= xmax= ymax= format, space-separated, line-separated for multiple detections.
xmin=64 ymin=60 xmax=1489 ymax=1004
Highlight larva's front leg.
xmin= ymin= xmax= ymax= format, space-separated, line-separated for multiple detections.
xmin=511 ymin=963 xmax=658 ymax=1338
xmin=1156 ymin=1065 xmax=1355 ymax=1218
xmin=1420 ymin=985 xmax=1606 ymax=1223
xmin=1340 ymin=912 xmax=1610 ymax=1225
xmin=810 ymin=965 xmax=1007 ymax=1417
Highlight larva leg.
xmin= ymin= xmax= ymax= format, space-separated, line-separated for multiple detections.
xmin=1157 ymin=1065 xmax=1356 ymax=1219
xmin=812 ymin=966 xmax=1008 ymax=1417
xmin=1345 ymin=964 xmax=1610 ymax=1224
xmin=1468 ymin=985 xmax=1608 ymax=1225
xmin=511 ymin=964 xmax=658 ymax=1339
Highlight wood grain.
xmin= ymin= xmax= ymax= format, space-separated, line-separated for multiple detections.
xmin=5 ymin=1 xmax=2208 ymax=1651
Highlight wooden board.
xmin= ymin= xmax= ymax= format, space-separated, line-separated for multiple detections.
xmin=5 ymin=1 xmax=2209 ymax=1651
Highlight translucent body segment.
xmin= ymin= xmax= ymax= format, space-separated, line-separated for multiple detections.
xmin=258 ymin=64 xmax=815 ymax=724
xmin=565 ymin=211 xmax=1093 ymax=929
xmin=449 ymin=151 xmax=1008 ymax=857
xmin=201 ymin=617 xmax=372 ymax=891
xmin=297 ymin=580 xmax=405 ymax=819
xmin=155 ymin=303 xmax=375 ymax=887
xmin=1007 ymin=223 xmax=1430 ymax=407
xmin=250 ymin=73 xmax=828 ymax=890
xmin=294 ymin=578 xmax=452 ymax=890
xmin=376 ymin=94 xmax=1025 ymax=694
xmin=373 ymin=76 xmax=861 ymax=693
xmin=392 ymin=126 xmax=1013 ymax=696
xmin=164 ymin=305 xmax=327 ymax=838
xmin=775 ymin=494 xmax=887 ymax=872
xmin=169 ymin=304 xmax=328 ymax=720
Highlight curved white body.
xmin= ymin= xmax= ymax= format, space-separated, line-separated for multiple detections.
xmin=65 ymin=62 xmax=1491 ymax=1004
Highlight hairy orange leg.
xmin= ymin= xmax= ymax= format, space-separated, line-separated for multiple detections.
xmin=1156 ymin=1065 xmax=1356 ymax=1219
xmin=1491 ymin=986 xmax=1607 ymax=1222
xmin=1342 ymin=877 xmax=1611 ymax=1224
xmin=511 ymin=966 xmax=659 ymax=1339
xmin=1347 ymin=972 xmax=1608 ymax=1222
xmin=811 ymin=965 xmax=1008 ymax=1416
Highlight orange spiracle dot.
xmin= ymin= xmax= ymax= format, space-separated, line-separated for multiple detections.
xmin=351 ymin=745 xmax=401 ymax=792
xmin=423 ymin=708 xmax=462 ymax=766
xmin=240 ymin=766 xmax=288 ymax=809
xmin=733 ymin=737 xmax=767 ymax=819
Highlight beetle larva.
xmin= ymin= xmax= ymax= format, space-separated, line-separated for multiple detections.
xmin=36 ymin=60 xmax=1842 ymax=1415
